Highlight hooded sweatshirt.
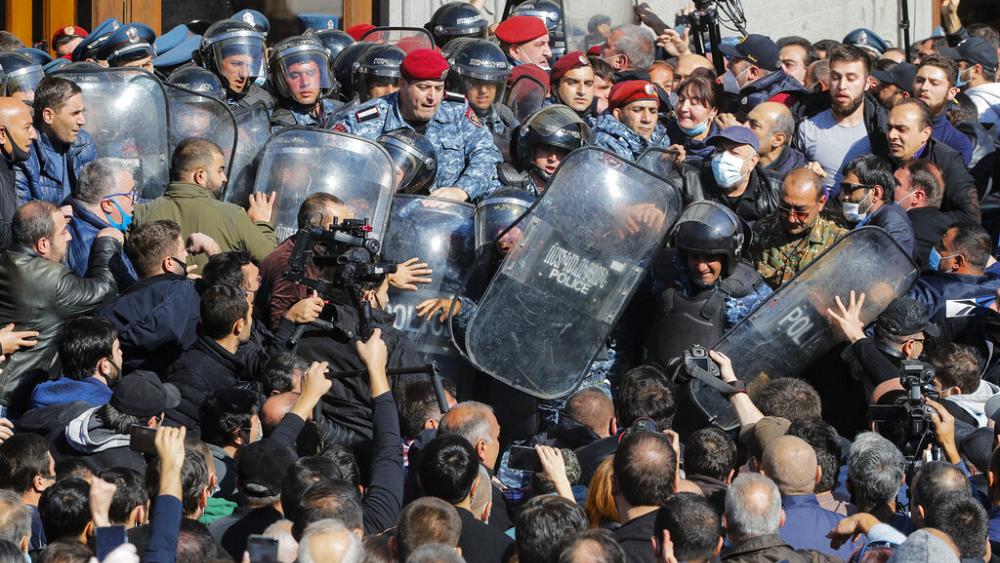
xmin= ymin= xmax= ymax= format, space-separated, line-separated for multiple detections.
xmin=64 ymin=406 xmax=130 ymax=454
xmin=965 ymin=81 xmax=1000 ymax=133
xmin=944 ymin=379 xmax=1000 ymax=427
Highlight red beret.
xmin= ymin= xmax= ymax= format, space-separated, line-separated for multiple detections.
xmin=586 ymin=44 xmax=603 ymax=56
xmin=550 ymin=51 xmax=591 ymax=83
xmin=608 ymin=80 xmax=659 ymax=110
xmin=495 ymin=15 xmax=548 ymax=45
xmin=508 ymin=63 xmax=550 ymax=93
xmin=346 ymin=23 xmax=376 ymax=41
xmin=52 ymin=25 xmax=88 ymax=45
xmin=400 ymin=49 xmax=450 ymax=81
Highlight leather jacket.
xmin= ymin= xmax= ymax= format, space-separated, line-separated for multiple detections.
xmin=0 ymin=237 xmax=119 ymax=410
xmin=674 ymin=158 xmax=781 ymax=223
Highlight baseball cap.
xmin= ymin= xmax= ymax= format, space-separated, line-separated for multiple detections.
xmin=876 ymin=297 xmax=940 ymax=338
xmin=719 ymin=34 xmax=779 ymax=72
xmin=872 ymin=62 xmax=917 ymax=91
xmin=238 ymin=440 xmax=299 ymax=498
xmin=706 ymin=126 xmax=761 ymax=153
xmin=110 ymin=371 xmax=181 ymax=418
xmin=940 ymin=37 xmax=999 ymax=73
xmin=739 ymin=416 xmax=790 ymax=460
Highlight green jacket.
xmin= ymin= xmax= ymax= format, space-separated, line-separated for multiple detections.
xmin=134 ymin=182 xmax=277 ymax=268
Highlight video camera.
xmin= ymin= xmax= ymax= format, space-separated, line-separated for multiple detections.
xmin=284 ymin=218 xmax=397 ymax=341
xmin=869 ymin=360 xmax=941 ymax=461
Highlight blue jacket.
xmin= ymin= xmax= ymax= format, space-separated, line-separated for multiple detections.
xmin=96 ymin=273 xmax=201 ymax=376
xmin=779 ymin=494 xmax=856 ymax=560
xmin=906 ymin=269 xmax=1000 ymax=322
xmin=332 ymin=92 xmax=502 ymax=202
xmin=66 ymin=198 xmax=138 ymax=290
xmin=30 ymin=376 xmax=111 ymax=410
xmin=738 ymin=70 xmax=808 ymax=114
xmin=665 ymin=119 xmax=718 ymax=160
xmin=590 ymin=114 xmax=670 ymax=162
xmin=933 ymin=112 xmax=973 ymax=166
xmin=857 ymin=203 xmax=915 ymax=258
xmin=14 ymin=129 xmax=97 ymax=205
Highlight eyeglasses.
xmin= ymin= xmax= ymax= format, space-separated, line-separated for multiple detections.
xmin=776 ymin=203 xmax=813 ymax=220
xmin=839 ymin=182 xmax=875 ymax=194
xmin=104 ymin=185 xmax=139 ymax=202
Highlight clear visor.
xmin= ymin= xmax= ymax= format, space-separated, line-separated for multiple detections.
xmin=214 ymin=37 xmax=265 ymax=79
xmin=383 ymin=143 xmax=431 ymax=193
xmin=5 ymin=66 xmax=43 ymax=95
xmin=461 ymin=77 xmax=507 ymax=110
xmin=279 ymin=53 xmax=332 ymax=91
xmin=475 ymin=200 xmax=531 ymax=248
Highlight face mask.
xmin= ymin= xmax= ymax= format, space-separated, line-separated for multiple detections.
xmin=928 ymin=247 xmax=960 ymax=272
xmin=842 ymin=190 xmax=873 ymax=223
xmin=711 ymin=151 xmax=748 ymax=189
xmin=895 ymin=190 xmax=917 ymax=210
xmin=5 ymin=137 xmax=29 ymax=163
xmin=722 ymin=66 xmax=749 ymax=94
xmin=103 ymin=199 xmax=133 ymax=232
xmin=680 ymin=114 xmax=713 ymax=137
xmin=956 ymin=69 xmax=969 ymax=89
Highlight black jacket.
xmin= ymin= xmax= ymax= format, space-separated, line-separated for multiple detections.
xmin=456 ymin=507 xmax=514 ymax=563
xmin=909 ymin=138 xmax=981 ymax=223
xmin=613 ymin=510 xmax=658 ymax=563
xmin=576 ymin=435 xmax=617 ymax=486
xmin=165 ymin=335 xmax=245 ymax=430
xmin=737 ymin=70 xmax=808 ymax=115
xmin=865 ymin=203 xmax=915 ymax=257
xmin=841 ymin=337 xmax=907 ymax=395
xmin=760 ymin=144 xmax=809 ymax=183
xmin=675 ymin=160 xmax=781 ymax=223
xmin=908 ymin=206 xmax=952 ymax=270
xmin=0 ymin=153 xmax=15 ymax=252
xmin=97 ymin=274 xmax=201 ymax=376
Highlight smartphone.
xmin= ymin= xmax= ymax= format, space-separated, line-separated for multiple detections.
xmin=508 ymin=445 xmax=542 ymax=472
xmin=247 ymin=535 xmax=279 ymax=563
xmin=128 ymin=425 xmax=157 ymax=454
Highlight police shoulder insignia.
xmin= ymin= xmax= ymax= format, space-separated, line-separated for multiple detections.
xmin=444 ymin=91 xmax=466 ymax=103
xmin=332 ymin=122 xmax=348 ymax=133
xmin=465 ymin=106 xmax=482 ymax=126
xmin=355 ymin=106 xmax=381 ymax=123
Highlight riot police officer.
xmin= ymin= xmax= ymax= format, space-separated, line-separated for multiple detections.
xmin=199 ymin=20 xmax=276 ymax=112
xmin=167 ymin=66 xmax=226 ymax=100
xmin=97 ymin=22 xmax=156 ymax=72
xmin=354 ymin=44 xmax=405 ymax=102
xmin=306 ymin=28 xmax=355 ymax=101
xmin=0 ymin=53 xmax=43 ymax=102
xmin=499 ymin=104 xmax=589 ymax=196
xmin=332 ymin=41 xmax=374 ymax=105
xmin=644 ymin=201 xmax=773 ymax=368
xmin=591 ymin=80 xmax=670 ymax=161
xmin=377 ymin=129 xmax=438 ymax=194
xmin=269 ymin=36 xmax=341 ymax=130
xmin=547 ymin=51 xmax=598 ymax=124
xmin=511 ymin=0 xmax=566 ymax=60
xmin=333 ymin=49 xmax=502 ymax=203
xmin=447 ymin=40 xmax=517 ymax=158
xmin=426 ymin=2 xmax=490 ymax=49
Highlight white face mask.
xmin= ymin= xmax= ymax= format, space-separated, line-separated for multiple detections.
xmin=711 ymin=151 xmax=748 ymax=189
xmin=895 ymin=190 xmax=917 ymax=210
xmin=842 ymin=190 xmax=874 ymax=222
xmin=722 ymin=66 xmax=750 ymax=94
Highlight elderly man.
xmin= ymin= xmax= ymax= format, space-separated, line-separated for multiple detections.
xmin=750 ymin=168 xmax=846 ymax=289
xmin=746 ymin=102 xmax=808 ymax=182
xmin=0 ymin=99 xmax=36 ymax=251
xmin=0 ymin=201 xmax=120 ymax=416
xmin=66 ymin=158 xmax=138 ymax=288
xmin=603 ymin=24 xmax=657 ymax=83
xmin=671 ymin=53 xmax=714 ymax=91
xmin=495 ymin=15 xmax=552 ymax=70
xmin=333 ymin=49 xmax=501 ymax=203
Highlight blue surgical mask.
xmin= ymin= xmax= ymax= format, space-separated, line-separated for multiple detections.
xmin=711 ymin=151 xmax=747 ymax=189
xmin=103 ymin=199 xmax=133 ymax=232
xmin=928 ymin=247 xmax=960 ymax=272
xmin=680 ymin=116 xmax=711 ymax=137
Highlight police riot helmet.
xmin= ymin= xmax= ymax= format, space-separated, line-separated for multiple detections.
xmin=376 ymin=128 xmax=438 ymax=194
xmin=199 ymin=20 xmax=266 ymax=97
xmin=354 ymin=44 xmax=405 ymax=101
xmin=306 ymin=28 xmax=355 ymax=61
xmin=333 ymin=41 xmax=373 ymax=102
xmin=475 ymin=187 xmax=535 ymax=251
xmin=426 ymin=2 xmax=489 ymax=49
xmin=167 ymin=66 xmax=226 ymax=100
xmin=514 ymin=105 xmax=590 ymax=180
xmin=0 ymin=52 xmax=43 ymax=99
xmin=447 ymin=39 xmax=512 ymax=107
xmin=671 ymin=201 xmax=746 ymax=272
xmin=269 ymin=36 xmax=334 ymax=104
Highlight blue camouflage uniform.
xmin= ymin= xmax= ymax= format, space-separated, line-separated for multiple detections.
xmin=270 ymin=98 xmax=342 ymax=132
xmin=333 ymin=92 xmax=502 ymax=201
xmin=590 ymin=113 xmax=670 ymax=162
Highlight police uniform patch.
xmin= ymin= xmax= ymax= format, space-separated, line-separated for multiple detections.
xmin=332 ymin=122 xmax=348 ymax=133
xmin=355 ymin=106 xmax=381 ymax=122
xmin=465 ymin=107 xmax=482 ymax=126
xmin=243 ymin=12 xmax=256 ymax=25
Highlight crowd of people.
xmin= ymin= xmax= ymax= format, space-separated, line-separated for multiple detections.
xmin=2 ymin=0 xmax=1000 ymax=562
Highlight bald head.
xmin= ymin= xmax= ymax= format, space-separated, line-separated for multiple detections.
xmin=761 ymin=436 xmax=819 ymax=496
xmin=566 ymin=388 xmax=614 ymax=438
xmin=725 ymin=473 xmax=782 ymax=541
xmin=298 ymin=520 xmax=362 ymax=563
xmin=674 ymin=53 xmax=714 ymax=85
xmin=261 ymin=392 xmax=298 ymax=434
xmin=439 ymin=401 xmax=500 ymax=469
xmin=0 ymin=98 xmax=36 ymax=161
xmin=748 ymin=102 xmax=795 ymax=157
xmin=782 ymin=168 xmax=825 ymax=202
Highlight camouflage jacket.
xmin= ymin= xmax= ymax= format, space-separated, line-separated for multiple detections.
xmin=750 ymin=214 xmax=847 ymax=289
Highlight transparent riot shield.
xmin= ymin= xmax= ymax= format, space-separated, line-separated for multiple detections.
xmin=383 ymin=195 xmax=476 ymax=363
xmin=505 ymin=74 xmax=548 ymax=124
xmin=692 ymin=227 xmax=920 ymax=429
xmin=224 ymin=104 xmax=272 ymax=206
xmin=163 ymin=83 xmax=237 ymax=183
xmin=252 ymin=127 xmax=395 ymax=243
xmin=54 ymin=68 xmax=170 ymax=200
xmin=561 ymin=0 xmax=640 ymax=52
xmin=463 ymin=147 xmax=681 ymax=399
xmin=359 ymin=27 xmax=436 ymax=54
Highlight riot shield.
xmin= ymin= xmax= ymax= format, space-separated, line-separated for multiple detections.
xmin=224 ymin=104 xmax=271 ymax=206
xmin=463 ymin=147 xmax=681 ymax=399
xmin=693 ymin=227 xmax=920 ymax=430
xmin=359 ymin=27 xmax=435 ymax=54
xmin=561 ymin=0 xmax=639 ymax=52
xmin=383 ymin=195 xmax=476 ymax=362
xmin=505 ymin=75 xmax=548 ymax=124
xmin=54 ymin=68 xmax=170 ymax=200
xmin=163 ymin=83 xmax=237 ymax=183
xmin=252 ymin=127 xmax=395 ymax=243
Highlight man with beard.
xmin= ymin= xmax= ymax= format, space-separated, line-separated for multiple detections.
xmin=750 ymin=168 xmax=847 ymax=289
xmin=796 ymin=46 xmax=885 ymax=197
xmin=0 ymin=99 xmax=36 ymax=251
xmin=913 ymin=54 xmax=974 ymax=166
xmin=30 ymin=317 xmax=121 ymax=409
